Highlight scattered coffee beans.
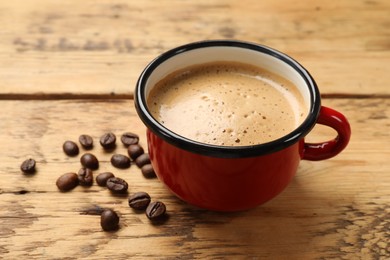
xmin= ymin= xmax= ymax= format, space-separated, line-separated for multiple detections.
xmin=78 ymin=167 xmax=93 ymax=186
xmin=20 ymin=158 xmax=36 ymax=174
xmin=141 ymin=164 xmax=157 ymax=179
xmin=121 ymin=132 xmax=139 ymax=146
xmin=56 ymin=172 xmax=79 ymax=191
xmin=96 ymin=172 xmax=115 ymax=187
xmin=128 ymin=192 xmax=151 ymax=210
xmin=79 ymin=134 xmax=93 ymax=150
xmin=80 ymin=153 xmax=99 ymax=170
xmin=146 ymin=201 xmax=166 ymax=220
xmin=106 ymin=177 xmax=128 ymax=193
xmin=63 ymin=140 xmax=79 ymax=156
xmin=127 ymin=144 xmax=144 ymax=160
xmin=135 ymin=153 xmax=151 ymax=168
xmin=100 ymin=132 xmax=116 ymax=149
xmin=111 ymin=154 xmax=131 ymax=169
xmin=52 ymin=131 xmax=168 ymax=230
xmin=100 ymin=209 xmax=119 ymax=231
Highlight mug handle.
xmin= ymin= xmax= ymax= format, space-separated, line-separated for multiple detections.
xmin=303 ymin=106 xmax=351 ymax=161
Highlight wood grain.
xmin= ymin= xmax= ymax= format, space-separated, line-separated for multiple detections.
xmin=0 ymin=0 xmax=389 ymax=96
xmin=0 ymin=99 xmax=388 ymax=259
xmin=1 ymin=0 xmax=389 ymax=259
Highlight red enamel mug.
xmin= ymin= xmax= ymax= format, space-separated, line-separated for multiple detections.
xmin=135 ymin=40 xmax=351 ymax=211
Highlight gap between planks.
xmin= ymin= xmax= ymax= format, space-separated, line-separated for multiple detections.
xmin=0 ymin=93 xmax=389 ymax=101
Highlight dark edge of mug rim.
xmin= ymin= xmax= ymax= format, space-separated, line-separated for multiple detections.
xmin=135 ymin=40 xmax=321 ymax=158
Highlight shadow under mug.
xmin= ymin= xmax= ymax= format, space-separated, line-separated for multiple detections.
xmin=135 ymin=40 xmax=351 ymax=211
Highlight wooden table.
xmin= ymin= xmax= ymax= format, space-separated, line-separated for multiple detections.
xmin=1 ymin=1 xmax=389 ymax=259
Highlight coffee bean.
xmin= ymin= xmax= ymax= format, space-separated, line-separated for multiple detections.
xmin=100 ymin=132 xmax=116 ymax=149
xmin=141 ymin=164 xmax=156 ymax=179
xmin=106 ymin=177 xmax=128 ymax=193
xmin=145 ymin=201 xmax=166 ymax=220
xmin=127 ymin=144 xmax=144 ymax=160
xmin=63 ymin=140 xmax=79 ymax=156
xmin=128 ymin=192 xmax=151 ymax=210
xmin=110 ymin=154 xmax=131 ymax=169
xmin=79 ymin=134 xmax=93 ymax=150
xmin=80 ymin=153 xmax=99 ymax=170
xmin=20 ymin=158 xmax=36 ymax=174
xmin=100 ymin=209 xmax=119 ymax=231
xmin=56 ymin=172 xmax=79 ymax=191
xmin=135 ymin=153 xmax=150 ymax=168
xmin=78 ymin=167 xmax=93 ymax=186
xmin=96 ymin=172 xmax=115 ymax=187
xmin=121 ymin=132 xmax=139 ymax=146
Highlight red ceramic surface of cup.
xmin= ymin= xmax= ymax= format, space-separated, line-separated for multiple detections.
xmin=135 ymin=40 xmax=351 ymax=211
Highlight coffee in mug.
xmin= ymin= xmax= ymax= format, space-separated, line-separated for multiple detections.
xmin=135 ymin=40 xmax=351 ymax=211
xmin=147 ymin=61 xmax=308 ymax=146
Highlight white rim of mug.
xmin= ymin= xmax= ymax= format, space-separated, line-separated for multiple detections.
xmin=135 ymin=40 xmax=321 ymax=158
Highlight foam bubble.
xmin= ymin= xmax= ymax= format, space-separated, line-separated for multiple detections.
xmin=201 ymin=95 xmax=209 ymax=101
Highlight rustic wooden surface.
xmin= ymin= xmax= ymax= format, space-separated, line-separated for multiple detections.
xmin=0 ymin=0 xmax=389 ymax=259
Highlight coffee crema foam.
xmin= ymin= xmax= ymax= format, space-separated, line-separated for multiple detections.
xmin=147 ymin=61 xmax=308 ymax=146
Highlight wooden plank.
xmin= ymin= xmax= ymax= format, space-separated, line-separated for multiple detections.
xmin=0 ymin=99 xmax=389 ymax=259
xmin=0 ymin=0 xmax=389 ymax=96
